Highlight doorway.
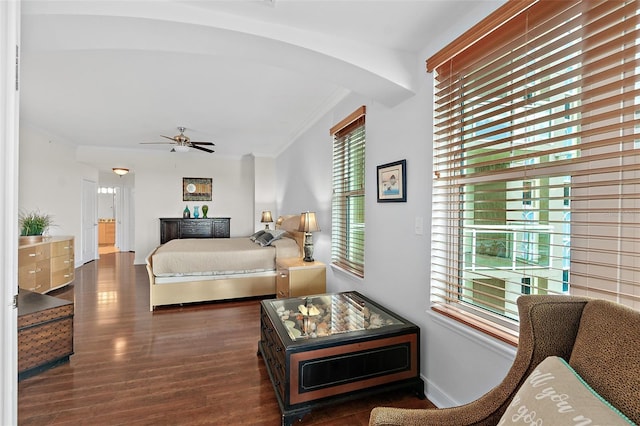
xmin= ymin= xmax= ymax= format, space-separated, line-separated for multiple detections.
xmin=97 ymin=171 xmax=134 ymax=255
xmin=98 ymin=186 xmax=119 ymax=254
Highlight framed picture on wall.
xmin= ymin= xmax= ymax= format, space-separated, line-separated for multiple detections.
xmin=183 ymin=177 xmax=212 ymax=201
xmin=377 ymin=159 xmax=406 ymax=202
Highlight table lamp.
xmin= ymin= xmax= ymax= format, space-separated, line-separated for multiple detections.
xmin=298 ymin=211 xmax=320 ymax=262
xmin=261 ymin=211 xmax=273 ymax=229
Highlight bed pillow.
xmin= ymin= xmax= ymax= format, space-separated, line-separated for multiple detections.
xmin=249 ymin=230 xmax=266 ymax=242
xmin=267 ymin=229 xmax=286 ymax=239
xmin=499 ymin=356 xmax=633 ymax=425
xmin=255 ymin=229 xmax=287 ymax=247
xmin=255 ymin=232 xmax=275 ymax=246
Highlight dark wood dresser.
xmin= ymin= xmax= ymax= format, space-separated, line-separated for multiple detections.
xmin=18 ymin=289 xmax=74 ymax=380
xmin=159 ymin=217 xmax=231 ymax=244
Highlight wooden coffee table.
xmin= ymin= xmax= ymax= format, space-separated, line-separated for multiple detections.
xmin=258 ymin=291 xmax=424 ymax=425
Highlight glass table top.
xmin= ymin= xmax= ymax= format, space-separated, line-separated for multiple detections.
xmin=266 ymin=292 xmax=403 ymax=341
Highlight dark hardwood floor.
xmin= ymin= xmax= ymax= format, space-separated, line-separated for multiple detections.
xmin=18 ymin=252 xmax=434 ymax=425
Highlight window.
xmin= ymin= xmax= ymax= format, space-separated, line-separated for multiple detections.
xmin=428 ymin=0 xmax=640 ymax=340
xmin=331 ymin=106 xmax=366 ymax=277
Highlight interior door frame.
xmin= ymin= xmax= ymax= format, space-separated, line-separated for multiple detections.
xmin=1 ymin=1 xmax=20 ymax=423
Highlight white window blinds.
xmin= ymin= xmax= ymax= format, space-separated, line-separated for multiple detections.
xmin=331 ymin=106 xmax=366 ymax=277
xmin=428 ymin=0 xmax=640 ymax=330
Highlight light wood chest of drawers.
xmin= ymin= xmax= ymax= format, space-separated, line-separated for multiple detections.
xmin=19 ymin=236 xmax=75 ymax=293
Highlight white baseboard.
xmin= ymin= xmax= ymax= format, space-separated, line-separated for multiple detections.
xmin=424 ymin=376 xmax=459 ymax=408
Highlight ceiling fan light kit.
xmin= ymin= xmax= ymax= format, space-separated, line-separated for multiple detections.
xmin=140 ymin=126 xmax=215 ymax=153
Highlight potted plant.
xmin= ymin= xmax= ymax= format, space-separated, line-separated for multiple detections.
xmin=19 ymin=209 xmax=54 ymax=243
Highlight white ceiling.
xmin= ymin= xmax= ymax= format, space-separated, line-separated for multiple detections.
xmin=19 ymin=0 xmax=502 ymax=160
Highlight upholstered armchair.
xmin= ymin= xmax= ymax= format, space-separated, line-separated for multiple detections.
xmin=369 ymin=295 xmax=640 ymax=425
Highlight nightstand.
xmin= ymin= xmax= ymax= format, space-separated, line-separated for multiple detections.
xmin=276 ymin=258 xmax=326 ymax=298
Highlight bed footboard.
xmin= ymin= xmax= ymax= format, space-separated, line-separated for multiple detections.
xmin=150 ymin=274 xmax=276 ymax=311
xmin=148 ymin=260 xmax=276 ymax=311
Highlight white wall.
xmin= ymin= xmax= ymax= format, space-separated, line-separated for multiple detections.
xmin=274 ymin=1 xmax=516 ymax=406
xmin=18 ymin=124 xmax=97 ymax=267
xmin=253 ymin=155 xmax=277 ymax=230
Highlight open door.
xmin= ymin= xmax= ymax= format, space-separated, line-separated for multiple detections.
xmin=81 ymin=178 xmax=98 ymax=263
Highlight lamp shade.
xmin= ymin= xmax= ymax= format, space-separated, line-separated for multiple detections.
xmin=298 ymin=212 xmax=320 ymax=233
xmin=112 ymin=168 xmax=129 ymax=176
xmin=261 ymin=211 xmax=273 ymax=223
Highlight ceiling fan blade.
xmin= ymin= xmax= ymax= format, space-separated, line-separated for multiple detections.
xmin=161 ymin=135 xmax=177 ymax=141
xmin=190 ymin=141 xmax=215 ymax=146
xmin=140 ymin=142 xmax=175 ymax=144
xmin=192 ymin=144 xmax=215 ymax=153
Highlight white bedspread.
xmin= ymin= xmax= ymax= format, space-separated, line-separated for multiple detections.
xmin=150 ymin=236 xmax=300 ymax=277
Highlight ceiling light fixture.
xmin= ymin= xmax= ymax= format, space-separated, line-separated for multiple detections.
xmin=173 ymin=145 xmax=190 ymax=153
xmin=112 ymin=168 xmax=129 ymax=176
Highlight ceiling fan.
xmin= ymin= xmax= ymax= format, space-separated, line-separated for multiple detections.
xmin=140 ymin=127 xmax=215 ymax=153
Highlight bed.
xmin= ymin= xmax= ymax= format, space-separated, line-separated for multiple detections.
xmin=146 ymin=215 xmax=305 ymax=310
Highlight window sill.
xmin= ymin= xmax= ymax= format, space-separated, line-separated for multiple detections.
xmin=330 ymin=263 xmax=364 ymax=283
xmin=431 ymin=304 xmax=519 ymax=347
